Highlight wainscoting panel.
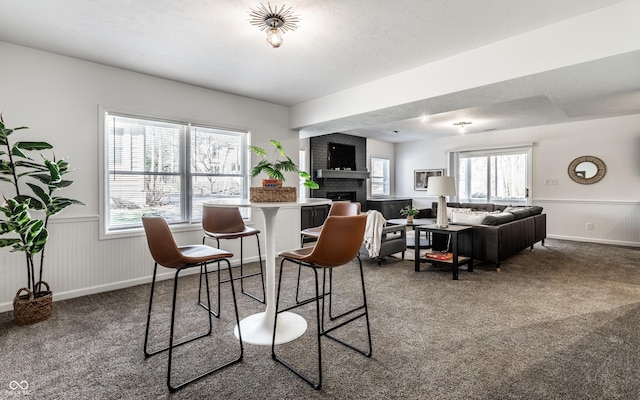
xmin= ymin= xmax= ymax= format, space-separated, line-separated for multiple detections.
xmin=0 ymin=216 xmax=265 ymax=313
xmin=534 ymin=199 xmax=640 ymax=247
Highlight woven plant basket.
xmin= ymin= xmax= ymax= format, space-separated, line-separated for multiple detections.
xmin=13 ymin=281 xmax=53 ymax=326
xmin=250 ymin=186 xmax=297 ymax=202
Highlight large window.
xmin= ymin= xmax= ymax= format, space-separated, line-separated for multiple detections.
xmin=371 ymin=157 xmax=390 ymax=196
xmin=102 ymin=112 xmax=248 ymax=233
xmin=452 ymin=146 xmax=532 ymax=206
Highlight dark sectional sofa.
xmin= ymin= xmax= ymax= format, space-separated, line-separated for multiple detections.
xmin=421 ymin=202 xmax=546 ymax=270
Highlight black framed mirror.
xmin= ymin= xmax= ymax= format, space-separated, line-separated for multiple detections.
xmin=568 ymin=155 xmax=606 ymax=184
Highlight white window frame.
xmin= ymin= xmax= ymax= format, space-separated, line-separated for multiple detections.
xmin=99 ymin=108 xmax=250 ymax=239
xmin=448 ymin=144 xmax=533 ymax=206
xmin=370 ymin=157 xmax=390 ymax=197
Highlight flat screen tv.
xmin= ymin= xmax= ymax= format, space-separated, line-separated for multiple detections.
xmin=328 ymin=142 xmax=356 ymax=170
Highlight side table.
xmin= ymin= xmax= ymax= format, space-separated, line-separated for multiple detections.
xmin=414 ymin=224 xmax=473 ymax=280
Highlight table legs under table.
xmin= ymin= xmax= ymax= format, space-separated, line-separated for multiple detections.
xmin=233 ymin=206 xmax=307 ymax=345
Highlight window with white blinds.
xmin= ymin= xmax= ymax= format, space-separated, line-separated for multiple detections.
xmin=103 ymin=111 xmax=248 ymax=233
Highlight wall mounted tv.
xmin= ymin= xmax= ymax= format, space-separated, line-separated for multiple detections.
xmin=328 ymin=142 xmax=357 ymax=170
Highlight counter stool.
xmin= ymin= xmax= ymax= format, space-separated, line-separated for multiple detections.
xmin=142 ymin=215 xmax=243 ymax=392
xmin=297 ymin=202 xmax=361 ymax=304
xmin=200 ymin=206 xmax=265 ymax=317
xmin=272 ymin=214 xmax=372 ymax=389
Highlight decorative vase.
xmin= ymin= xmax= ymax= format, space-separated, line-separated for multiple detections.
xmin=407 ymin=215 xmax=414 ymax=223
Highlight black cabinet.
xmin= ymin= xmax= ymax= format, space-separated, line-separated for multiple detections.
xmin=366 ymin=198 xmax=412 ymax=219
xmin=301 ymin=204 xmax=330 ymax=231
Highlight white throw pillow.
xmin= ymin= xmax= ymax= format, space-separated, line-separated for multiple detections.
xmin=447 ymin=207 xmax=472 ymax=221
xmin=451 ymin=211 xmax=488 ymax=225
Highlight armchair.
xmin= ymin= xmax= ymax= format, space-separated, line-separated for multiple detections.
xmin=360 ymin=210 xmax=406 ymax=265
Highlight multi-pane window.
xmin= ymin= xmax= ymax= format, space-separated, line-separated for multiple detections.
xmin=104 ymin=112 xmax=248 ymax=232
xmin=371 ymin=157 xmax=390 ymax=196
xmin=455 ymin=147 xmax=531 ymax=206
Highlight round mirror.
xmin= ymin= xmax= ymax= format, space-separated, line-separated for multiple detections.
xmin=568 ymin=156 xmax=606 ymax=184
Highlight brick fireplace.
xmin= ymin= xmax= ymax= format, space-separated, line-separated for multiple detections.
xmin=310 ymin=133 xmax=369 ymax=205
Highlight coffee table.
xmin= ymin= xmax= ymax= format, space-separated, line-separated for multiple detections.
xmin=387 ymin=218 xmax=436 ymax=248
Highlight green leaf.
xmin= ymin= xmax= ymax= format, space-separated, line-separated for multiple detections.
xmin=15 ymin=141 xmax=53 ymax=151
xmin=15 ymin=194 xmax=45 ymax=211
xmin=26 ymin=183 xmax=51 ymax=206
xmin=304 ymin=180 xmax=319 ymax=189
xmin=31 ymin=228 xmax=48 ymax=254
xmin=10 ymin=145 xmax=28 ymax=159
xmin=15 ymin=160 xmax=48 ymax=171
xmin=248 ymin=145 xmax=267 ymax=157
xmin=0 ymin=238 xmax=22 ymax=248
xmin=47 ymin=197 xmax=84 ymax=216
xmin=44 ymin=158 xmax=62 ymax=184
xmin=270 ymin=139 xmax=285 ymax=157
xmin=0 ymin=221 xmax=17 ymax=234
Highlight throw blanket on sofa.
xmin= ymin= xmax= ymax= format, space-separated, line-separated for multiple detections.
xmin=363 ymin=210 xmax=387 ymax=257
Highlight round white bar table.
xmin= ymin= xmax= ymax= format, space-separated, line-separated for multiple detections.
xmin=204 ymin=198 xmax=331 ymax=345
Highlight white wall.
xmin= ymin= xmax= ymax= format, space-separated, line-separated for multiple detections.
xmin=0 ymin=42 xmax=301 ymax=311
xmin=396 ymin=114 xmax=640 ymax=246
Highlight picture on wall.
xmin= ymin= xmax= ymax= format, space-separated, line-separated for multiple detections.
xmin=414 ymin=169 xmax=444 ymax=190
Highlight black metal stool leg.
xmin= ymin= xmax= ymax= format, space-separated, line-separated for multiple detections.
xmin=166 ymin=261 xmax=243 ymax=392
xmin=272 ymin=259 xmax=323 ymax=389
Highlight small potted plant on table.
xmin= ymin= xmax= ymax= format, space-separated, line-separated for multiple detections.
xmin=249 ymin=139 xmax=318 ymax=202
xmin=400 ymin=205 xmax=420 ymax=223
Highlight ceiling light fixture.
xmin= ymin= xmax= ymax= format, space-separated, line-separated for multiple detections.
xmin=453 ymin=121 xmax=472 ymax=134
xmin=249 ymin=3 xmax=300 ymax=48
xmin=420 ymin=114 xmax=430 ymax=123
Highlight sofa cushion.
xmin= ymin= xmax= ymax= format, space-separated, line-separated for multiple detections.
xmin=481 ymin=212 xmax=516 ymax=226
xmin=528 ymin=205 xmax=544 ymax=215
xmin=461 ymin=203 xmax=495 ymax=212
xmin=505 ymin=207 xmax=532 ymax=220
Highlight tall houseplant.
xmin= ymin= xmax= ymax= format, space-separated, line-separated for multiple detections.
xmin=0 ymin=114 xmax=84 ymax=322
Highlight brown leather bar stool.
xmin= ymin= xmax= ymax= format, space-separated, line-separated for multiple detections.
xmin=199 ymin=206 xmax=265 ymax=317
xmin=300 ymin=201 xmax=361 ymax=245
xmin=272 ymin=214 xmax=372 ymax=390
xmin=297 ymin=202 xmax=361 ymax=303
xmin=141 ymin=215 xmax=243 ymax=392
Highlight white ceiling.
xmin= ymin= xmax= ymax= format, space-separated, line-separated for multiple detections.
xmin=1 ymin=0 xmax=638 ymax=142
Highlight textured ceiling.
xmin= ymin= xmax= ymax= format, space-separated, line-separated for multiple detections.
xmin=0 ymin=0 xmax=638 ymax=142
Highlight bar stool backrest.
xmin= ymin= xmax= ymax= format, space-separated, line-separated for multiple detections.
xmin=142 ymin=215 xmax=185 ymax=269
xmin=306 ymin=214 xmax=367 ymax=267
xmin=329 ymin=201 xmax=361 ymax=216
xmin=203 ymin=206 xmax=245 ymax=234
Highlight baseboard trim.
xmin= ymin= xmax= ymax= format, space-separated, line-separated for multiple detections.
xmin=0 ymin=255 xmax=261 ymax=314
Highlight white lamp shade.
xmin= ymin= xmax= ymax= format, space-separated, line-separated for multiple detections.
xmin=426 ymin=176 xmax=456 ymax=197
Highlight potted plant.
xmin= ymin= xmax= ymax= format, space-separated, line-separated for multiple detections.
xmin=400 ymin=205 xmax=420 ymax=223
xmin=0 ymin=114 xmax=84 ymax=325
xmin=248 ymin=139 xmax=318 ymax=202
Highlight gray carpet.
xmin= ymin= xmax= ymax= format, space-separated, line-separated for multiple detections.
xmin=1 ymin=239 xmax=639 ymax=399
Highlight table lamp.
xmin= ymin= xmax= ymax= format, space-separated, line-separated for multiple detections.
xmin=426 ymin=176 xmax=457 ymax=228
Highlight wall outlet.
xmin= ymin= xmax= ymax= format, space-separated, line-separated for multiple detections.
xmin=586 ymin=222 xmax=594 ymax=230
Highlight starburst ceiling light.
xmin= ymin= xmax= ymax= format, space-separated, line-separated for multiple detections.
xmin=249 ymin=3 xmax=300 ymax=48
xmin=453 ymin=121 xmax=472 ymax=134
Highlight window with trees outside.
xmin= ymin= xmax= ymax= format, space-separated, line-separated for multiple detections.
xmin=102 ymin=112 xmax=248 ymax=234
xmin=453 ymin=146 xmax=532 ymax=206
xmin=371 ymin=157 xmax=390 ymax=196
